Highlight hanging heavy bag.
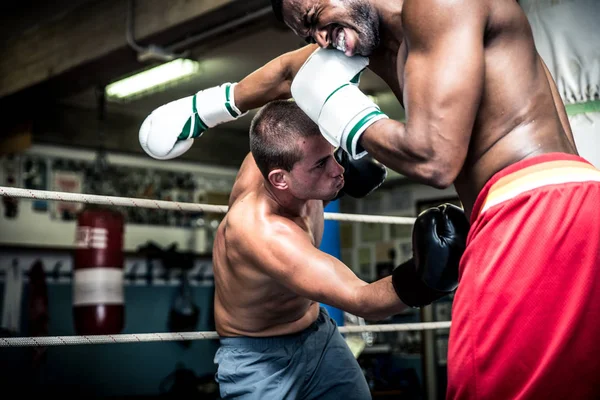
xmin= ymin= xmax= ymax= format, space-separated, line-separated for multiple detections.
xmin=73 ymin=207 xmax=125 ymax=335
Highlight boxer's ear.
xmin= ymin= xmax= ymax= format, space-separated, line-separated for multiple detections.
xmin=268 ymin=169 xmax=289 ymax=190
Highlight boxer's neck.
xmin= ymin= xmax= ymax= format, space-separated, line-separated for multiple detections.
xmin=263 ymin=182 xmax=311 ymax=218
xmin=371 ymin=0 xmax=405 ymax=54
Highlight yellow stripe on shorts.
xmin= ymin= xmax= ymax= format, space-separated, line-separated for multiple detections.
xmin=480 ymin=160 xmax=600 ymax=215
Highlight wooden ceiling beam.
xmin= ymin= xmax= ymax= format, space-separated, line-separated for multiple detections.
xmin=0 ymin=0 xmax=272 ymax=119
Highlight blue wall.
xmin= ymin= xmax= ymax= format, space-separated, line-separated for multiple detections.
xmin=0 ymin=281 xmax=219 ymax=397
xmin=318 ymin=200 xmax=344 ymax=326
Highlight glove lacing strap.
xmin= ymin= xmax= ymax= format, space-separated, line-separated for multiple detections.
xmin=223 ymin=83 xmax=244 ymax=119
xmin=178 ymin=96 xmax=208 ymax=140
xmin=319 ymin=82 xmax=387 ymax=158
xmin=345 ymin=109 xmax=386 ymax=156
xmin=178 ymin=83 xmax=246 ymax=140
xmin=349 ymin=68 xmax=365 ymax=85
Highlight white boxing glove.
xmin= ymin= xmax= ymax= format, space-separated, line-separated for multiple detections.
xmin=139 ymin=82 xmax=247 ymax=160
xmin=291 ymin=47 xmax=368 ymax=122
xmin=291 ymin=48 xmax=388 ymax=159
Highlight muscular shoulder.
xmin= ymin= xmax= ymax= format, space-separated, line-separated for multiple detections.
xmin=228 ymin=153 xmax=264 ymax=206
xmin=402 ymin=0 xmax=488 ymax=40
xmin=402 ymin=0 xmax=487 ymax=16
xmin=227 ymin=196 xmax=304 ymax=255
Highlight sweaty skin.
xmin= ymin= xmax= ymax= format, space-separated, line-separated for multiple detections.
xmin=213 ymin=145 xmax=405 ymax=337
xmin=234 ymin=0 xmax=577 ymax=218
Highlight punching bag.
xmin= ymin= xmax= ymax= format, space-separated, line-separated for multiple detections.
xmin=73 ymin=207 xmax=125 ymax=335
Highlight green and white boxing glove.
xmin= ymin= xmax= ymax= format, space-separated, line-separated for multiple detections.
xmin=139 ymin=82 xmax=247 ymax=160
xmin=291 ymin=48 xmax=388 ymax=159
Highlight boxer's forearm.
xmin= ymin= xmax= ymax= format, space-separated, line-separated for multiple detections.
xmin=234 ymin=57 xmax=293 ymax=112
xmin=234 ymin=44 xmax=318 ymax=112
xmin=354 ymin=276 xmax=407 ymax=321
xmin=360 ymin=119 xmax=461 ymax=189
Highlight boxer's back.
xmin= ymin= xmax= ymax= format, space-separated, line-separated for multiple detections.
xmin=212 ymin=154 xmax=319 ymax=337
xmin=455 ymin=0 xmax=573 ymax=203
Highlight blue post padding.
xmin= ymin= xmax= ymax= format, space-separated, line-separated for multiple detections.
xmin=319 ymin=200 xmax=344 ymax=326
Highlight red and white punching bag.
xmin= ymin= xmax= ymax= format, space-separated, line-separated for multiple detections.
xmin=73 ymin=207 xmax=125 ymax=335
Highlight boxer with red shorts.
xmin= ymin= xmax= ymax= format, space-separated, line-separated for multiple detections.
xmin=448 ymin=152 xmax=600 ymax=399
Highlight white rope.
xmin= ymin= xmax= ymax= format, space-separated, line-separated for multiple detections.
xmin=0 ymin=321 xmax=451 ymax=347
xmin=0 ymin=186 xmax=416 ymax=225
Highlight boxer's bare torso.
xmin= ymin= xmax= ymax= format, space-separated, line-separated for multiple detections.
xmin=213 ymin=154 xmax=322 ymax=337
xmin=237 ymin=0 xmax=578 ymax=219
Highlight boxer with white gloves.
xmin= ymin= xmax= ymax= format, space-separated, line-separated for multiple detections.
xmin=291 ymin=47 xmax=388 ymax=160
xmin=139 ymin=82 xmax=246 ymax=160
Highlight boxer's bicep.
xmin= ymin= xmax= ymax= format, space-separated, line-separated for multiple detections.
xmin=252 ymin=224 xmax=367 ymax=314
xmin=402 ymin=0 xmax=486 ymax=175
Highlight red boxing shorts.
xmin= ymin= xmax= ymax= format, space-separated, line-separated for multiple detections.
xmin=446 ymin=152 xmax=600 ymax=400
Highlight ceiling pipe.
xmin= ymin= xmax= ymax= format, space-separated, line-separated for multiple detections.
xmin=166 ymin=6 xmax=273 ymax=54
xmin=126 ymin=0 xmax=189 ymax=63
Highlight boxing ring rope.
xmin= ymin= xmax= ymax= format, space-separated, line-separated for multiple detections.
xmin=0 ymin=322 xmax=451 ymax=348
xmin=0 ymin=186 xmax=416 ymax=225
xmin=0 ymin=185 xmax=441 ymax=348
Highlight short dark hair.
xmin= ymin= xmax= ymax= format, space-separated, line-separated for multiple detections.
xmin=249 ymin=100 xmax=320 ymax=180
xmin=271 ymin=0 xmax=284 ymax=22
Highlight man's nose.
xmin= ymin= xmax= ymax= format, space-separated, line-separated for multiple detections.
xmin=332 ymin=158 xmax=345 ymax=176
xmin=314 ymin=29 xmax=329 ymax=48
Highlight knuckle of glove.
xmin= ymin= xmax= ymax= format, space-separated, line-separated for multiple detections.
xmin=442 ymin=203 xmax=471 ymax=240
xmin=336 ymin=149 xmax=387 ymax=198
xmin=391 ymin=259 xmax=425 ymax=308
xmin=139 ymin=115 xmax=171 ymax=158
xmin=411 ymin=204 xmax=469 ymax=293
xmin=415 ymin=204 xmax=469 ymax=246
xmin=392 ymin=259 xmax=451 ymax=308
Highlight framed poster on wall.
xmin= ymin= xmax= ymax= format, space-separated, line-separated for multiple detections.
xmin=51 ymin=170 xmax=84 ymax=221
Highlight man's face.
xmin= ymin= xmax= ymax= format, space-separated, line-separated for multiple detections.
xmin=283 ymin=0 xmax=379 ymax=57
xmin=286 ymin=135 xmax=345 ymax=201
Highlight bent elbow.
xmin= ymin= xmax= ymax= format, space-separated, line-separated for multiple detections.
xmin=418 ymin=162 xmax=458 ymax=189
xmin=427 ymin=172 xmax=455 ymax=189
xmin=363 ymin=311 xmax=390 ymax=322
xmin=349 ymin=309 xmax=387 ymax=322
xmin=401 ymin=143 xmax=461 ymax=189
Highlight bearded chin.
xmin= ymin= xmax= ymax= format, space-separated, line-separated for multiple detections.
xmin=357 ymin=23 xmax=379 ymax=56
xmin=351 ymin=1 xmax=380 ymax=56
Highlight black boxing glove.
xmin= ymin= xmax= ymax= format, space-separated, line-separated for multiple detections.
xmin=392 ymin=203 xmax=470 ymax=307
xmin=333 ymin=147 xmax=387 ymax=200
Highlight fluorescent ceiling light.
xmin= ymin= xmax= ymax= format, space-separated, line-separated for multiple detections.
xmin=106 ymin=58 xmax=201 ymax=102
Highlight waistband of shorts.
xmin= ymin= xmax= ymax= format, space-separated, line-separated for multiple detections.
xmin=218 ymin=306 xmax=330 ymax=350
xmin=471 ymin=152 xmax=600 ymax=223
